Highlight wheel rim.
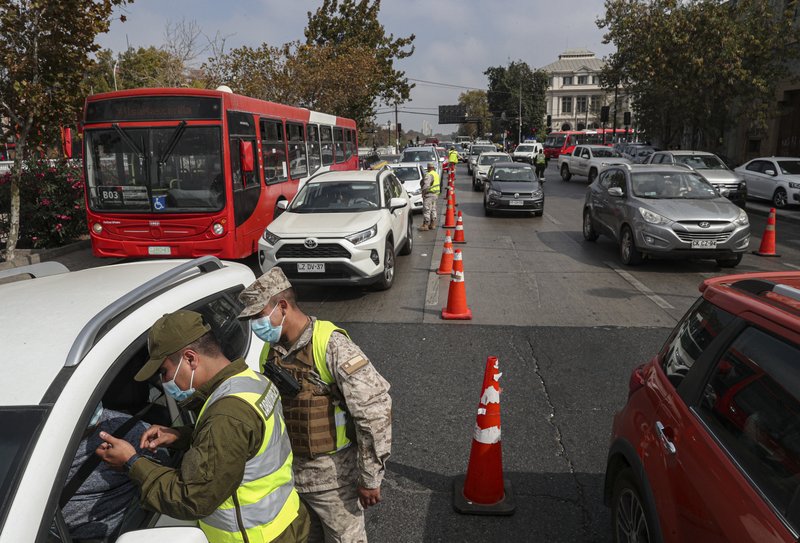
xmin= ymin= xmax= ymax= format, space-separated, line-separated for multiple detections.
xmin=384 ymin=247 xmax=394 ymax=282
xmin=615 ymin=488 xmax=650 ymax=543
xmin=775 ymin=190 xmax=787 ymax=207
xmin=584 ymin=212 xmax=592 ymax=237
xmin=622 ymin=230 xmax=632 ymax=261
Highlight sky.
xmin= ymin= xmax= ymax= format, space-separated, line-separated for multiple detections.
xmin=97 ymin=0 xmax=615 ymax=134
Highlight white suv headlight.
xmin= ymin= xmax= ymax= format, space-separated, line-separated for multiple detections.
xmin=262 ymin=228 xmax=281 ymax=245
xmin=639 ymin=207 xmax=669 ymax=225
xmin=735 ymin=208 xmax=749 ymax=226
xmin=346 ymin=224 xmax=378 ymax=245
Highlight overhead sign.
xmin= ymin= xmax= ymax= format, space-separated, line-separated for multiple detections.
xmin=439 ymin=105 xmax=467 ymax=125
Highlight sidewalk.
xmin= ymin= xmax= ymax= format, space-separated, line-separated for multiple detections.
xmin=0 ymin=238 xmax=92 ymax=272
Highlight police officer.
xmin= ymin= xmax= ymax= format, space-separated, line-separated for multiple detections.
xmin=419 ymin=162 xmax=440 ymax=231
xmin=238 ymin=268 xmax=392 ymax=543
xmin=448 ymin=146 xmax=459 ymax=167
xmin=534 ymin=149 xmax=547 ymax=180
xmin=96 ymin=310 xmax=308 ymax=543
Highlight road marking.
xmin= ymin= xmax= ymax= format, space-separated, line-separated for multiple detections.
xmin=425 ymin=272 xmax=440 ymax=306
xmin=544 ymin=212 xmax=562 ymax=225
xmin=604 ymin=261 xmax=675 ymax=310
xmin=784 ymin=263 xmax=800 ymax=270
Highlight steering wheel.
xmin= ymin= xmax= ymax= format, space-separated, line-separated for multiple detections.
xmin=353 ymin=198 xmax=376 ymax=208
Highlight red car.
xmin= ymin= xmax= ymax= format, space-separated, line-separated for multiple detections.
xmin=605 ymin=272 xmax=800 ymax=543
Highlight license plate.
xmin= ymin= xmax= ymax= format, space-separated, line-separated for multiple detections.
xmin=509 ymin=200 xmax=524 ymax=206
xmin=148 ymin=246 xmax=171 ymax=255
xmin=691 ymin=240 xmax=717 ymax=249
xmin=297 ymin=263 xmax=325 ymax=273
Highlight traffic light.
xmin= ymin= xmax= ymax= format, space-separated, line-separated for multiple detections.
xmin=397 ymin=123 xmax=402 ymax=135
xmin=623 ymin=112 xmax=631 ymax=126
xmin=546 ymin=114 xmax=552 ymax=127
xmin=600 ymin=106 xmax=610 ymax=123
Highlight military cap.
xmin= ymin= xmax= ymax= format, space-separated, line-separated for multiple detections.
xmin=427 ymin=162 xmax=436 ymax=169
xmin=237 ymin=267 xmax=293 ymax=319
xmin=135 ymin=310 xmax=211 ymax=382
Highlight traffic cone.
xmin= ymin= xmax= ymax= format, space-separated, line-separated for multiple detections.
xmin=453 ymin=211 xmax=467 ymax=244
xmin=753 ymin=207 xmax=780 ymax=257
xmin=448 ymin=185 xmax=458 ymax=208
xmin=442 ymin=200 xmax=456 ymax=229
xmin=436 ymin=230 xmax=455 ymax=275
xmin=450 ymin=166 xmax=456 ymax=184
xmin=441 ymin=250 xmax=472 ymax=320
xmin=453 ymin=356 xmax=515 ymax=515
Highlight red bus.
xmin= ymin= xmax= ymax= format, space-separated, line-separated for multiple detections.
xmin=543 ymin=131 xmax=606 ymax=159
xmin=82 ymin=87 xmax=359 ymax=259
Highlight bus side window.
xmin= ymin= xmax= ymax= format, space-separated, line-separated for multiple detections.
xmin=307 ymin=124 xmax=321 ymax=175
xmin=287 ymin=123 xmax=308 ymax=179
xmin=321 ymin=126 xmax=333 ymax=166
xmin=344 ymin=129 xmax=353 ymax=161
xmin=260 ymin=118 xmax=288 ymax=185
xmin=333 ymin=127 xmax=345 ymax=164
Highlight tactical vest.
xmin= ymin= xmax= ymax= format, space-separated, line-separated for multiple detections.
xmin=259 ymin=320 xmax=353 ymax=457
xmin=535 ymin=153 xmax=546 ymax=165
xmin=448 ymin=150 xmax=459 ymax=163
xmin=429 ymin=170 xmax=441 ymax=194
xmin=197 ymin=367 xmax=299 ymax=543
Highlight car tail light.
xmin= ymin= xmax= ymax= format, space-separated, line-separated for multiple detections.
xmin=628 ymin=364 xmax=646 ymax=399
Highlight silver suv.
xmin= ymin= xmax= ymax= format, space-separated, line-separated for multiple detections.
xmin=583 ymin=164 xmax=750 ymax=266
xmin=646 ymin=150 xmax=747 ymax=208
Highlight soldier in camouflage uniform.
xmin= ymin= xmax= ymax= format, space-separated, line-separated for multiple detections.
xmin=238 ymin=268 xmax=392 ymax=543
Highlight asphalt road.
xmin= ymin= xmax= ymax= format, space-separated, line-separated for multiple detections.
xmin=52 ymin=161 xmax=800 ymax=542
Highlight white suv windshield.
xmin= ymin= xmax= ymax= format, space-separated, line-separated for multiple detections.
xmin=290 ymin=181 xmax=380 ymax=212
xmin=516 ymin=145 xmax=535 ymax=152
xmin=401 ymin=150 xmax=435 ymax=163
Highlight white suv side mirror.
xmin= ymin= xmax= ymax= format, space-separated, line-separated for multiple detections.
xmin=389 ymin=197 xmax=408 ymax=211
xmin=117 ymin=527 xmax=207 ymax=543
xmin=764 ymin=169 xmax=776 ymax=176
xmin=277 ymin=200 xmax=288 ymax=210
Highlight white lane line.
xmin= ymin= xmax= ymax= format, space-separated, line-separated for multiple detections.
xmin=784 ymin=263 xmax=800 ymax=270
xmin=544 ymin=212 xmax=562 ymax=225
xmin=425 ymin=272 xmax=440 ymax=306
xmin=604 ymin=261 xmax=675 ymax=310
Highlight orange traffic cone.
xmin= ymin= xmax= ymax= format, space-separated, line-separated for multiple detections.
xmin=453 ymin=211 xmax=467 ymax=244
xmin=450 ymin=166 xmax=456 ymax=184
xmin=453 ymin=356 xmax=515 ymax=515
xmin=448 ymin=185 xmax=458 ymax=208
xmin=441 ymin=250 xmax=472 ymax=320
xmin=442 ymin=200 xmax=456 ymax=229
xmin=753 ymin=207 xmax=780 ymax=257
xmin=436 ymin=230 xmax=455 ymax=275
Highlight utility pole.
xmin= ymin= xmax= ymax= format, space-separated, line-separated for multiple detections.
xmin=517 ymin=80 xmax=522 ymax=145
xmin=394 ymin=103 xmax=399 ymax=153
xmin=612 ymin=84 xmax=619 ymax=143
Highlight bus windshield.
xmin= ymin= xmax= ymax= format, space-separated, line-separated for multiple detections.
xmin=85 ymin=125 xmax=223 ymax=213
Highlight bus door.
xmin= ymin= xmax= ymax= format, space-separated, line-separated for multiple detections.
xmin=227 ymin=111 xmax=261 ymax=236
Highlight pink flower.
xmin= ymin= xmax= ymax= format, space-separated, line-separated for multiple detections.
xmin=41 ymin=198 xmax=52 ymax=206
xmin=55 ymin=223 xmax=63 ymax=231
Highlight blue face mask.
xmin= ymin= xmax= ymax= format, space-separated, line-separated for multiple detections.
xmin=88 ymin=401 xmax=104 ymax=428
xmin=162 ymin=356 xmax=195 ymax=402
xmin=251 ymin=304 xmax=284 ymax=343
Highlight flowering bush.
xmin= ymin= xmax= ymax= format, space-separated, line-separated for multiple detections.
xmin=0 ymin=159 xmax=86 ymax=249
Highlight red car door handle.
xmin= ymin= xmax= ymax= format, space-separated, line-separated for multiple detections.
xmin=656 ymin=421 xmax=677 ymax=455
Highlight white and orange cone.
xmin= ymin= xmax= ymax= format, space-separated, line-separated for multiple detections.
xmin=436 ymin=230 xmax=455 ymax=275
xmin=441 ymin=250 xmax=472 ymax=320
xmin=753 ymin=207 xmax=780 ymax=257
xmin=453 ymin=211 xmax=466 ymax=244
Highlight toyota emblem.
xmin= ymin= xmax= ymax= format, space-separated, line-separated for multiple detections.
xmin=698 ymin=221 xmax=710 ymax=228
xmin=304 ymin=238 xmax=318 ymax=249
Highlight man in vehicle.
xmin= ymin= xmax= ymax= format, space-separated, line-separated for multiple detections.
xmin=95 ymin=310 xmax=309 ymax=543
xmin=534 ymin=149 xmax=547 ymax=180
xmin=239 ymin=268 xmax=392 ymax=543
xmin=420 ymin=162 xmax=440 ymax=231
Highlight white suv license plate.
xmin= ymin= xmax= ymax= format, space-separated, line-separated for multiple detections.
xmin=298 ymin=263 xmax=325 ymax=273
xmin=509 ymin=200 xmax=524 ymax=206
xmin=148 ymin=246 xmax=171 ymax=255
xmin=691 ymin=240 xmax=717 ymax=249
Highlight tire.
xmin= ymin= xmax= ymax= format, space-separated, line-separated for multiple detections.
xmin=773 ymin=188 xmax=788 ymax=208
xmin=588 ymin=168 xmax=598 ymax=184
xmin=716 ymin=253 xmax=743 ymax=268
xmin=399 ymin=216 xmax=413 ymax=255
xmin=484 ymin=199 xmax=493 ymax=216
xmin=611 ymin=468 xmax=657 ymax=543
xmin=375 ymin=241 xmax=395 ymax=290
xmin=583 ymin=209 xmax=599 ymax=241
xmin=620 ymin=226 xmax=643 ymax=266
xmin=561 ymin=164 xmax=572 ymax=182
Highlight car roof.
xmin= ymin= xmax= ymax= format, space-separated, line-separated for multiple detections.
xmin=492 ymin=161 xmax=531 ymax=168
xmin=667 ymin=150 xmax=716 ymax=156
xmin=402 ymin=146 xmax=437 ymax=152
xmin=479 ymin=151 xmax=510 ymax=156
xmin=607 ymin=164 xmax=700 ymax=175
xmin=747 ymin=156 xmax=799 ymax=161
xmin=308 ymin=170 xmax=383 ymax=183
xmin=390 ymin=162 xmax=424 ymax=169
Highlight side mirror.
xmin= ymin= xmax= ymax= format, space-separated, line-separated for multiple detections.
xmin=389 ymin=197 xmax=408 ymax=211
xmin=764 ymin=169 xmax=776 ymax=176
xmin=608 ymin=186 xmax=624 ymax=197
xmin=276 ymin=200 xmax=288 ymax=210
xmin=116 ymin=527 xmax=208 ymax=543
xmin=239 ymin=140 xmax=254 ymax=173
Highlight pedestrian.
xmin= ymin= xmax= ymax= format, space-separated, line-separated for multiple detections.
xmin=95 ymin=310 xmax=309 ymax=543
xmin=238 ymin=268 xmax=392 ymax=543
xmin=419 ymin=162 xmax=440 ymax=231
xmin=534 ymin=149 xmax=547 ymax=181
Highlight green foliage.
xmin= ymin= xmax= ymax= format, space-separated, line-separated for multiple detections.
xmin=484 ymin=61 xmax=549 ymax=143
xmin=598 ymin=0 xmax=800 ymax=149
xmin=84 ymin=46 xmax=186 ymax=94
xmin=0 ymin=159 xmax=86 ymax=248
xmin=457 ymin=90 xmax=491 ymax=138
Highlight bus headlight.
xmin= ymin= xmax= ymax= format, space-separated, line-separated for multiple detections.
xmin=212 ymin=223 xmax=225 ymax=236
xmin=92 ymin=223 xmax=103 ymax=234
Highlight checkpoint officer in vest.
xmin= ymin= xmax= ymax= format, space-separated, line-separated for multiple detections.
xmin=448 ymin=146 xmax=459 ymax=166
xmin=95 ymin=310 xmax=309 ymax=543
xmin=238 ymin=268 xmax=392 ymax=543
xmin=419 ymin=162 xmax=440 ymax=231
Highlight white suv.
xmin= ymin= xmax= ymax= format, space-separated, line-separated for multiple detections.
xmin=512 ymin=142 xmax=543 ymax=164
xmin=0 ymin=257 xmax=261 ymax=543
xmin=258 ymin=169 xmax=413 ymax=290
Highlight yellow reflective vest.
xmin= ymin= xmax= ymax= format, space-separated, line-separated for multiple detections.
xmin=197 ymin=368 xmax=300 ymax=543
xmin=428 ymin=170 xmax=441 ymax=195
xmin=448 ymin=149 xmax=459 ymax=163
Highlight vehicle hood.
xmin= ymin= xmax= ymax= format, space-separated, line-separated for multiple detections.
xmin=489 ymin=180 xmax=540 ymax=193
xmin=269 ymin=210 xmax=381 ymax=237
xmin=695 ymin=169 xmax=742 ymax=184
xmin=401 ymin=180 xmax=421 ymax=193
xmin=638 ymin=198 xmax=741 ymax=221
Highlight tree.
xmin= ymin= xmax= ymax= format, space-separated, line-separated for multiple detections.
xmin=0 ymin=0 xmax=130 ymax=261
xmin=484 ymin=61 xmax=549 ymax=143
xmin=598 ymin=0 xmax=800 ymax=149
xmin=202 ymin=43 xmax=294 ymax=103
xmin=304 ymin=0 xmax=415 ymax=116
xmin=457 ymin=90 xmax=490 ymax=138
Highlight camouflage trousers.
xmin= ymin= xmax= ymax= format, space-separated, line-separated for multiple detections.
xmin=423 ymin=194 xmax=438 ymax=225
xmin=300 ymin=483 xmax=366 ymax=543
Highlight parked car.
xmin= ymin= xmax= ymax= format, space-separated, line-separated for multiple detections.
xmin=559 ymin=144 xmax=631 ymax=183
xmin=472 ymin=151 xmax=512 ymax=190
xmin=511 ymin=142 xmax=544 ymax=164
xmin=583 ymin=164 xmax=750 ymax=266
xmin=258 ymin=169 xmax=412 ymax=290
xmin=647 ymin=150 xmax=747 ymax=208
xmin=483 ymin=162 xmax=544 ymax=217
xmin=387 ymin=162 xmax=424 ymax=213
xmin=0 ymin=256 xmax=261 ymax=543
xmin=605 ymin=271 xmax=800 ymax=543
xmin=400 ymin=146 xmax=442 ymax=179
xmin=735 ymin=156 xmax=800 ymax=208
xmin=467 ymin=143 xmax=496 ymax=175
xmin=622 ymin=144 xmax=659 ymax=164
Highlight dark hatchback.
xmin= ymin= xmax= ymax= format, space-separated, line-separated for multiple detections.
xmin=483 ymin=162 xmax=544 ymax=216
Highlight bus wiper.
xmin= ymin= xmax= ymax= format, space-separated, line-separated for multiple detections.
xmin=158 ymin=121 xmax=187 ymax=166
xmin=112 ymin=123 xmax=144 ymax=158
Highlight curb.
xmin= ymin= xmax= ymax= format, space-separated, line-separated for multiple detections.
xmin=747 ymin=204 xmax=800 ymax=226
xmin=0 ymin=239 xmax=91 ymax=272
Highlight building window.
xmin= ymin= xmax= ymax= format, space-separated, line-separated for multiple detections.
xmin=577 ymin=75 xmax=588 ymax=85
xmin=592 ymin=75 xmax=599 ymax=85
xmin=590 ymin=95 xmax=601 ymax=112
xmin=561 ymin=96 xmax=573 ymax=114
xmin=563 ymin=76 xmax=572 ymax=86
xmin=576 ymin=96 xmax=588 ymax=114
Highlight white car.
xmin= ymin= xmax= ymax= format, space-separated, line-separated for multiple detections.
xmin=0 ymin=257 xmax=262 ymax=543
xmin=258 ymin=169 xmax=413 ymax=290
xmin=467 ymin=143 xmax=497 ymax=175
xmin=400 ymin=146 xmax=442 ymax=179
xmin=387 ymin=162 xmax=424 ymax=212
xmin=735 ymin=156 xmax=800 ymax=208
xmin=512 ymin=142 xmax=544 ymax=164
xmin=472 ymin=152 xmax=512 ymax=191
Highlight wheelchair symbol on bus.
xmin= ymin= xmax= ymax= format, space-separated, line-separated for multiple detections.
xmin=152 ymin=196 xmax=166 ymax=211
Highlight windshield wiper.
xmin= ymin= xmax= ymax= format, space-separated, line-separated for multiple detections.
xmin=112 ymin=123 xmax=145 ymax=158
xmin=158 ymin=121 xmax=187 ymax=166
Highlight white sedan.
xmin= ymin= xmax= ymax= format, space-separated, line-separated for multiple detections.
xmin=258 ymin=169 xmax=413 ymax=290
xmin=387 ymin=162 xmax=424 ymax=212
xmin=735 ymin=156 xmax=800 ymax=208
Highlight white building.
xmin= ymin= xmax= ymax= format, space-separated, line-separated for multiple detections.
xmin=542 ymin=48 xmax=633 ymax=133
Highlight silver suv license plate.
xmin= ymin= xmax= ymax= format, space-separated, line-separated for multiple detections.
xmin=298 ymin=263 xmax=325 ymax=272
xmin=691 ymin=240 xmax=717 ymax=249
